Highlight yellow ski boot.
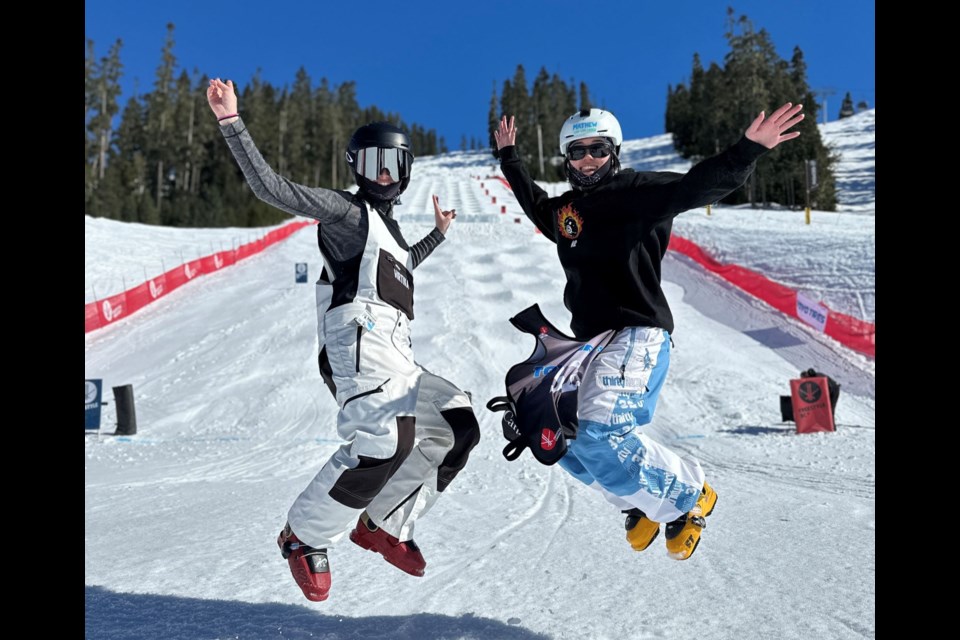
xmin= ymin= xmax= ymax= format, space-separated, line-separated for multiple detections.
xmin=624 ymin=508 xmax=661 ymax=551
xmin=664 ymin=482 xmax=718 ymax=560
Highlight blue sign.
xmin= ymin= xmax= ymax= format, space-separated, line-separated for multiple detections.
xmin=295 ymin=263 xmax=308 ymax=283
xmin=85 ymin=379 xmax=102 ymax=430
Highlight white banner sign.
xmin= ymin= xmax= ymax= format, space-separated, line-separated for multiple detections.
xmin=796 ymin=293 xmax=828 ymax=332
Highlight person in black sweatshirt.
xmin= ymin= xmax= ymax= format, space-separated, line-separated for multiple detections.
xmin=495 ymin=102 xmax=803 ymax=560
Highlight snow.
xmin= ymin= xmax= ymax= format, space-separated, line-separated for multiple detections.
xmin=85 ymin=110 xmax=875 ymax=639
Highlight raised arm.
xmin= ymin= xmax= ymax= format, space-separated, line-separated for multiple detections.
xmin=206 ymin=78 xmax=354 ymax=224
xmin=409 ymin=195 xmax=456 ymax=268
xmin=657 ymin=102 xmax=805 ymax=218
xmin=495 ymin=116 xmax=557 ymax=241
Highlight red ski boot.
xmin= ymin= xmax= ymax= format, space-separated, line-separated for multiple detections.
xmin=277 ymin=523 xmax=331 ymax=601
xmin=349 ymin=511 xmax=426 ymax=577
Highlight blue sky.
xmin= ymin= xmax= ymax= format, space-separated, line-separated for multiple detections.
xmin=84 ymin=0 xmax=874 ymax=149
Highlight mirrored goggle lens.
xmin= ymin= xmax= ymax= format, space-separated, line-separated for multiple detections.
xmin=355 ymin=147 xmax=411 ymax=184
xmin=567 ymin=143 xmax=612 ymax=161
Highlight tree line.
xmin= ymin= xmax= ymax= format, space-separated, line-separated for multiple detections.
xmin=665 ymin=10 xmax=838 ymax=210
xmin=487 ymin=65 xmax=593 ymax=181
xmin=85 ymin=24 xmax=449 ymax=228
xmin=87 ymin=13 xmax=845 ymax=228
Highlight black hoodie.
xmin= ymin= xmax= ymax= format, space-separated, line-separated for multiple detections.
xmin=499 ymin=137 xmax=768 ymax=339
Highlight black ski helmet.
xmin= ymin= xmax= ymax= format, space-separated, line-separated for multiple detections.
xmin=345 ymin=122 xmax=414 ymax=203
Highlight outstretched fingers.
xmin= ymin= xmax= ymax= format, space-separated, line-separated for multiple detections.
xmin=778 ymin=112 xmax=805 ymax=133
xmin=767 ymin=102 xmax=798 ymax=122
xmin=748 ymin=111 xmax=766 ymax=133
xmin=494 ymin=115 xmax=517 ymax=149
xmin=433 ymin=194 xmax=455 ymax=216
xmin=772 ymin=102 xmax=804 ymax=129
xmin=778 ymin=130 xmax=802 ymax=142
xmin=746 ymin=102 xmax=805 ymax=148
xmin=433 ymin=194 xmax=456 ymax=234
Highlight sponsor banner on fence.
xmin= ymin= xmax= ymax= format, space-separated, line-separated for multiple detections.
xmin=796 ymin=293 xmax=829 ymax=332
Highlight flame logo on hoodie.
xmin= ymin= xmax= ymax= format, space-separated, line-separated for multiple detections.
xmin=558 ymin=204 xmax=583 ymax=239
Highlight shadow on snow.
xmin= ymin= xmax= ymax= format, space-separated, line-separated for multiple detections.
xmin=85 ymin=585 xmax=552 ymax=640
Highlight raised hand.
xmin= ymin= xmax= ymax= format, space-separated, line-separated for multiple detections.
xmin=494 ymin=115 xmax=517 ymax=150
xmin=745 ymin=102 xmax=804 ymax=149
xmin=433 ymin=194 xmax=457 ymax=235
xmin=207 ymin=78 xmax=238 ymax=120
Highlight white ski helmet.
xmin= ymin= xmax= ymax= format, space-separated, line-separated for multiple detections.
xmin=559 ymin=108 xmax=623 ymax=156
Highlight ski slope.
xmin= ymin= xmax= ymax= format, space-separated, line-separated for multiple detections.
xmin=85 ymin=111 xmax=875 ymax=640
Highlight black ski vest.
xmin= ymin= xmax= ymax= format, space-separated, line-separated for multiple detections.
xmin=487 ymin=305 xmax=616 ymax=465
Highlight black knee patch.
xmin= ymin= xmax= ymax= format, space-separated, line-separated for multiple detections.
xmin=436 ymin=408 xmax=481 ymax=492
xmin=328 ymin=415 xmax=416 ymax=508
xmin=318 ymin=347 xmax=337 ymax=398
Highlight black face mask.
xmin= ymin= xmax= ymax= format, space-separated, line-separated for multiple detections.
xmin=358 ymin=175 xmax=402 ymax=202
xmin=565 ymin=155 xmax=619 ymax=190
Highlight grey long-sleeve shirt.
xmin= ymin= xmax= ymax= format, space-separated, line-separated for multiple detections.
xmin=218 ymin=118 xmax=445 ymax=276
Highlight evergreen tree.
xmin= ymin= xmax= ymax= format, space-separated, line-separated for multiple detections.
xmin=531 ymin=67 xmax=553 ymax=178
xmin=146 ymin=24 xmax=178 ymax=222
xmin=686 ymin=53 xmax=712 ymax=157
xmin=110 ymin=96 xmax=158 ymax=224
xmin=665 ymin=11 xmax=837 ymax=210
xmin=86 ymin=38 xmax=123 ymax=216
xmin=85 ymin=39 xmax=96 ymax=207
xmin=579 ymin=82 xmax=591 ymax=111
xmin=785 ymin=46 xmax=836 ymax=210
xmin=165 ymin=69 xmax=196 ymax=226
xmin=839 ymin=91 xmax=855 ymax=118
xmin=545 ymin=72 xmax=577 ymax=178
xmin=488 ymin=81 xmax=499 ymax=157
xmin=334 ymin=81 xmax=363 ymax=189
xmin=286 ymin=67 xmax=314 ymax=184
xmin=665 ymin=82 xmax=691 ymax=154
xmin=489 ymin=68 xmax=581 ymax=178
xmin=314 ymin=78 xmax=337 ymax=189
xmin=722 ymin=11 xmax=776 ymax=151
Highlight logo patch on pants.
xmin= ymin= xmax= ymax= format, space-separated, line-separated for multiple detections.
xmin=541 ymin=428 xmax=558 ymax=450
xmin=597 ymin=375 xmax=646 ymax=390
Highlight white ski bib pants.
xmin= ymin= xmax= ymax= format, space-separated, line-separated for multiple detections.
xmin=288 ymin=205 xmax=477 ymax=547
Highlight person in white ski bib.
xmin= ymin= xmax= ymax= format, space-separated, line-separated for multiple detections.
xmin=494 ymin=102 xmax=804 ymax=560
xmin=208 ymin=78 xmax=480 ymax=601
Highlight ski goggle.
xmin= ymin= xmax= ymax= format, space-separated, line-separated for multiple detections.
xmin=567 ymin=142 xmax=613 ymax=161
xmin=352 ymin=147 xmax=412 ymax=184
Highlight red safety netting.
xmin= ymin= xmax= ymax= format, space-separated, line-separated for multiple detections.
xmin=85 ymin=220 xmax=314 ymax=334
xmin=669 ymin=235 xmax=875 ymax=358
